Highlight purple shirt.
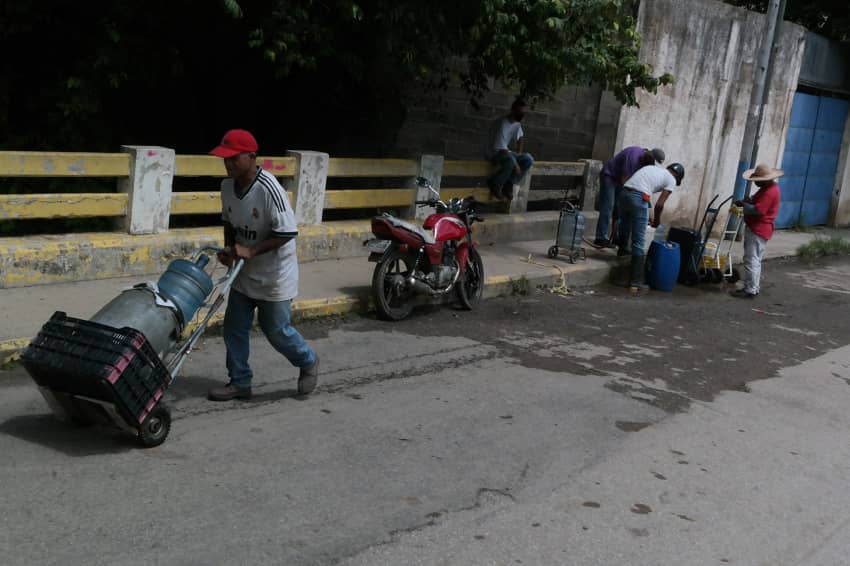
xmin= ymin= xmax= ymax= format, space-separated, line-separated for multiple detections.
xmin=601 ymin=146 xmax=646 ymax=182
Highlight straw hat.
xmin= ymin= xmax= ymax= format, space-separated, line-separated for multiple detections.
xmin=742 ymin=163 xmax=783 ymax=181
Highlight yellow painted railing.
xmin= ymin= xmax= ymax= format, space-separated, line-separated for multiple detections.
xmin=0 ymin=151 xmax=130 ymax=177
xmin=0 ymin=193 xmax=129 ymax=220
xmin=0 ymin=150 xmax=588 ymax=220
xmin=174 ymin=155 xmax=296 ymax=177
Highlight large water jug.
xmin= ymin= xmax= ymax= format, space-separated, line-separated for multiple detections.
xmin=157 ymin=256 xmax=214 ymax=324
xmin=646 ymin=241 xmax=680 ymax=292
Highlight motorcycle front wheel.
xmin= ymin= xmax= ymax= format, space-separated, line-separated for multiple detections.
xmin=457 ymin=248 xmax=484 ymax=310
xmin=372 ymin=248 xmax=416 ymax=321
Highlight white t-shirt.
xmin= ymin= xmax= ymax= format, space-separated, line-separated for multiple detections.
xmin=623 ymin=165 xmax=677 ymax=197
xmin=221 ymin=167 xmax=299 ymax=301
xmin=484 ymin=117 xmax=524 ymax=159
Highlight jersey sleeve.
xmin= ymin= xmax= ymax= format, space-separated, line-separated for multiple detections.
xmin=663 ymin=171 xmax=676 ymax=192
xmin=266 ymin=183 xmax=298 ymax=238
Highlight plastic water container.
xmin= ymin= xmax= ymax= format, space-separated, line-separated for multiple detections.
xmin=642 ymin=224 xmax=665 ymax=252
xmin=556 ymin=203 xmax=585 ymax=251
xmin=157 ymin=256 xmax=214 ymax=324
xmin=646 ymin=241 xmax=680 ymax=292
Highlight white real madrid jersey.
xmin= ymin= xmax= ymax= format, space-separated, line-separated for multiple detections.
xmin=221 ymin=167 xmax=299 ymax=301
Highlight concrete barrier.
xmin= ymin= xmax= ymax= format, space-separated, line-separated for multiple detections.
xmin=0 ymin=211 xmax=569 ymax=288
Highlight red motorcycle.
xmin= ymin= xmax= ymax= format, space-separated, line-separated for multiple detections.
xmin=365 ymin=177 xmax=485 ymax=321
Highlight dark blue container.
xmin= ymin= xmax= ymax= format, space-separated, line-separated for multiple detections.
xmin=156 ymin=256 xmax=213 ymax=324
xmin=646 ymin=241 xmax=680 ymax=292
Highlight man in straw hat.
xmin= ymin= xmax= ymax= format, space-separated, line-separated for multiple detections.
xmin=730 ymin=163 xmax=782 ymax=299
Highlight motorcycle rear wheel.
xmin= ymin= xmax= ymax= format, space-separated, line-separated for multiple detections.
xmin=373 ymin=249 xmax=416 ymax=321
xmin=457 ymin=248 xmax=485 ymax=310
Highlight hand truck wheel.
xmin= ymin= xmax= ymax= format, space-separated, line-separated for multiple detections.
xmin=138 ymin=404 xmax=171 ymax=448
xmin=547 ymin=246 xmax=559 ymax=259
xmin=710 ymin=268 xmax=724 ymax=284
xmin=724 ymin=267 xmax=741 ymax=284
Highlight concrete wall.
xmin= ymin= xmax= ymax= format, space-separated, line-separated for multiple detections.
xmin=394 ymin=80 xmax=603 ymax=161
xmin=614 ymin=0 xmax=807 ymax=229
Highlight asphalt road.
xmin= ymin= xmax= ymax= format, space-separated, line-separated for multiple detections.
xmin=2 ymin=256 xmax=850 ymax=565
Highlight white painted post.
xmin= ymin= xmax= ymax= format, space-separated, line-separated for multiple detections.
xmin=410 ymin=154 xmax=444 ymax=220
xmin=579 ymin=159 xmax=604 ymax=211
xmin=509 ymin=166 xmax=533 ymax=214
xmin=287 ymin=150 xmax=329 ymax=225
xmin=118 ymin=146 xmax=175 ymax=234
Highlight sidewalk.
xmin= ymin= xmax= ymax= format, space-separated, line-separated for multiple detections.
xmin=1 ymin=226 xmax=846 ymax=363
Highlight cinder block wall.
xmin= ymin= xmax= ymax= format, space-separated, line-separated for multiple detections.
xmin=393 ymin=81 xmax=606 ymax=162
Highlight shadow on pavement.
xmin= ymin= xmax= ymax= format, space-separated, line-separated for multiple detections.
xmin=0 ymin=414 xmax=134 ymax=456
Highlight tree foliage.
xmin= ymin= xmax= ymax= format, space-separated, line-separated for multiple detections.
xmin=0 ymin=0 xmax=670 ymax=153
xmin=724 ymin=0 xmax=850 ymax=41
xmin=233 ymin=0 xmax=672 ymax=105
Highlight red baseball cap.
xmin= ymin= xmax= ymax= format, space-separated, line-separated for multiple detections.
xmin=209 ymin=129 xmax=259 ymax=158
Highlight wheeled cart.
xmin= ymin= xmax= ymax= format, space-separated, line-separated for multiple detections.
xmin=21 ymin=247 xmax=243 ymax=447
xmin=668 ymin=195 xmax=740 ymax=286
xmin=547 ymin=201 xmax=587 ymax=264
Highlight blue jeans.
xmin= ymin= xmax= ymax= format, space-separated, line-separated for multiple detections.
xmin=617 ymin=190 xmax=650 ymax=257
xmin=489 ymin=152 xmax=534 ymax=197
xmin=595 ymin=174 xmax=622 ymax=242
xmin=223 ymin=289 xmax=317 ymax=388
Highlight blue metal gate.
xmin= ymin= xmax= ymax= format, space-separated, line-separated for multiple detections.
xmin=778 ymin=92 xmax=849 ymax=228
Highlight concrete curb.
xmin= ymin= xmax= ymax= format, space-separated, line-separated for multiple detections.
xmin=0 ymin=243 xmax=810 ymax=367
xmin=0 ymin=212 xmax=562 ymax=289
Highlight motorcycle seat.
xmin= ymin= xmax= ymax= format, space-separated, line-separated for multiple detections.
xmin=383 ymin=215 xmax=436 ymax=244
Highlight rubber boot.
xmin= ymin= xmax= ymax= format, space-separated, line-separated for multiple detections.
xmin=629 ymin=255 xmax=649 ymax=292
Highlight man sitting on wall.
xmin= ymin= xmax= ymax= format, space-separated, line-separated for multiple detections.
xmin=483 ymin=98 xmax=534 ymax=201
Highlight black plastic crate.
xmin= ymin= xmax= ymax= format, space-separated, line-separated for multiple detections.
xmin=22 ymin=312 xmax=170 ymax=425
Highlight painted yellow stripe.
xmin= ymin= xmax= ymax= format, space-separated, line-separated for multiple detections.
xmin=171 ymin=192 xmax=222 ymax=215
xmin=0 ymin=151 xmax=130 ymax=177
xmin=533 ymin=161 xmax=585 ymax=176
xmin=443 ymin=160 xmax=494 ymax=176
xmin=170 ymin=190 xmax=296 ymax=215
xmin=0 ymin=193 xmax=128 ymax=220
xmin=327 ymin=158 xmax=418 ymax=178
xmin=174 ymin=155 xmax=296 ymax=177
xmin=324 ymin=189 xmax=415 ymax=209
xmin=443 ymin=160 xmax=584 ymax=177
xmin=0 ymin=338 xmax=31 ymax=365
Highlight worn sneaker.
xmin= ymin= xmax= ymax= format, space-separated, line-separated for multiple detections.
xmin=208 ymin=383 xmax=252 ymax=401
xmin=297 ymin=356 xmax=320 ymax=395
xmin=730 ymin=289 xmax=757 ymax=299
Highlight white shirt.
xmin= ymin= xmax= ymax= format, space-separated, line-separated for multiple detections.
xmin=484 ymin=117 xmax=524 ymax=159
xmin=623 ymin=165 xmax=676 ymax=197
xmin=221 ymin=167 xmax=299 ymax=301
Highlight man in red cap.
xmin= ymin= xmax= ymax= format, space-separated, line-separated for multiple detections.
xmin=730 ymin=163 xmax=783 ymax=299
xmin=207 ymin=129 xmax=319 ymax=401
